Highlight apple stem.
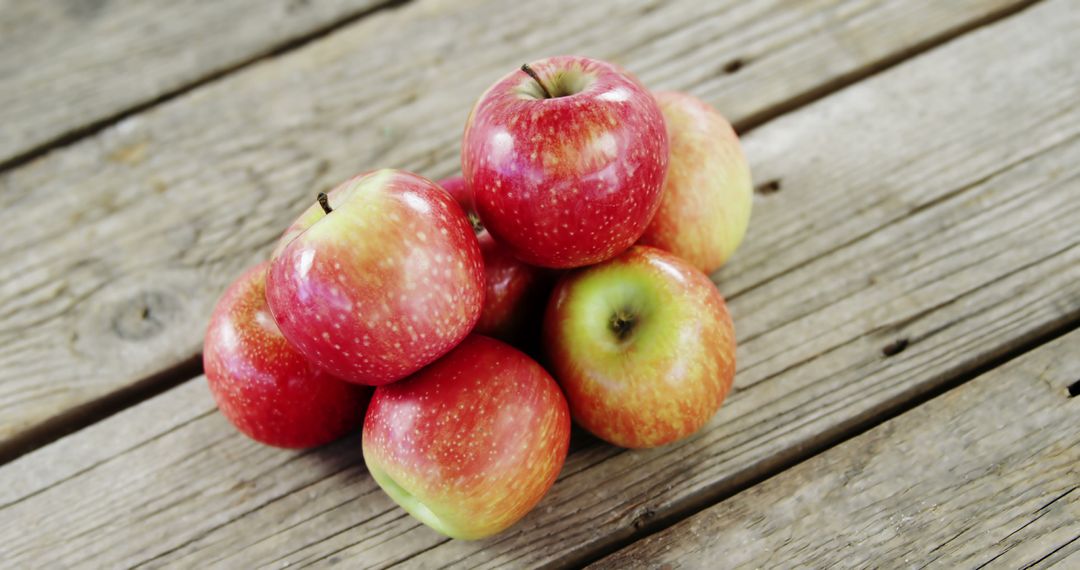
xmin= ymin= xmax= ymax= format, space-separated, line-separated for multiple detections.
xmin=317 ymin=192 xmax=333 ymax=214
xmin=521 ymin=63 xmax=553 ymax=99
xmin=466 ymin=211 xmax=485 ymax=235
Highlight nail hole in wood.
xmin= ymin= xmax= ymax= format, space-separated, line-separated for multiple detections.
xmin=882 ymin=338 xmax=909 ymax=357
xmin=112 ymin=291 xmax=174 ymax=341
xmin=756 ymin=179 xmax=781 ymax=195
xmin=723 ymin=58 xmax=745 ymax=74
xmin=1068 ymin=379 xmax=1080 ymax=398
xmin=633 ymin=507 xmax=657 ymax=529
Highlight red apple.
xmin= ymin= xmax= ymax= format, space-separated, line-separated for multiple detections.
xmin=462 ymin=55 xmax=668 ymax=269
xmin=203 ymin=262 xmax=370 ymax=448
xmin=363 ymin=335 xmax=571 ymax=539
xmin=438 ymin=175 xmax=555 ymax=344
xmin=266 ymin=169 xmax=485 ymax=386
xmin=543 ymin=246 xmax=735 ymax=448
xmin=638 ymin=91 xmax=753 ymax=273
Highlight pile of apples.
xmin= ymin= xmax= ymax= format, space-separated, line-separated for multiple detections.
xmin=204 ymin=56 xmax=751 ymax=540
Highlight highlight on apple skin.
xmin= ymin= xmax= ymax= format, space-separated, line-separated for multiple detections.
xmin=543 ymin=246 xmax=736 ymax=449
xmin=438 ymin=175 xmax=556 ymax=345
xmin=362 ymin=335 xmax=571 ymax=540
xmin=462 ymin=55 xmax=669 ymax=269
xmin=265 ymin=169 xmax=485 ymax=386
xmin=203 ymin=262 xmax=370 ymax=448
xmin=637 ymin=91 xmax=753 ymax=274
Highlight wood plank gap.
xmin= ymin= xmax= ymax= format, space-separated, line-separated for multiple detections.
xmin=593 ymin=328 xmax=1080 ymax=568
xmin=1019 ymin=534 xmax=1079 ymax=569
xmin=733 ymin=0 xmax=1043 ymax=134
xmin=0 ymin=353 xmax=202 ymax=465
xmin=0 ymin=406 xmax=216 ymax=511
xmin=572 ymin=314 xmax=1080 ymax=568
xmin=725 ymin=128 xmax=1074 ymax=303
xmin=0 ymin=0 xmax=413 ymax=175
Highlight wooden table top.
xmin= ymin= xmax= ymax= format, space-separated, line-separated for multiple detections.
xmin=1 ymin=0 xmax=1077 ymax=567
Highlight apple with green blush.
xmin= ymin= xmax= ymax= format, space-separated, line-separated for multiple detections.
xmin=266 ymin=169 xmax=485 ymax=386
xmin=362 ymin=335 xmax=571 ymax=539
xmin=543 ymin=246 xmax=736 ymax=448
xmin=638 ymin=91 xmax=753 ymax=273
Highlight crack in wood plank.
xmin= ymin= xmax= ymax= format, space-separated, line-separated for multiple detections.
xmin=0 ymin=353 xmax=203 ymax=465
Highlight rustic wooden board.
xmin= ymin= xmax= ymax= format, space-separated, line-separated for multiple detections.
xmin=0 ymin=0 xmax=390 ymax=166
xmin=0 ymin=379 xmax=211 ymax=509
xmin=593 ymin=329 xmax=1080 ymax=569
xmin=0 ymin=0 xmax=1033 ymax=458
xmin=1 ymin=1 xmax=1077 ymax=567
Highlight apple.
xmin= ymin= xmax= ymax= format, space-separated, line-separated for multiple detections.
xmin=266 ymin=169 xmax=485 ymax=386
xmin=363 ymin=335 xmax=571 ymax=540
xmin=543 ymin=246 xmax=735 ymax=448
xmin=462 ymin=55 xmax=669 ymax=269
xmin=638 ymin=91 xmax=753 ymax=274
xmin=438 ymin=175 xmax=555 ymax=344
xmin=203 ymin=262 xmax=370 ymax=448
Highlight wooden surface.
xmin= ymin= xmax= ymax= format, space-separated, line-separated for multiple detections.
xmin=2 ymin=0 xmax=1078 ymax=567
xmin=593 ymin=329 xmax=1080 ymax=569
xmin=0 ymin=0 xmax=389 ymax=166
xmin=0 ymin=0 xmax=1033 ymax=459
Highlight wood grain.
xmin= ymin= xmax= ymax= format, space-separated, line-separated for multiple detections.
xmin=0 ymin=0 xmax=1033 ymax=456
xmin=593 ymin=329 xmax=1080 ymax=570
xmin=1 ymin=1 xmax=1077 ymax=567
xmin=0 ymin=0 xmax=389 ymax=166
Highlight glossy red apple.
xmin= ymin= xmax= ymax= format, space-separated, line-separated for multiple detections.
xmin=438 ymin=175 xmax=555 ymax=344
xmin=543 ymin=246 xmax=736 ymax=448
xmin=462 ymin=55 xmax=668 ymax=269
xmin=266 ymin=169 xmax=484 ymax=386
xmin=203 ymin=262 xmax=370 ymax=448
xmin=638 ymin=91 xmax=753 ymax=273
xmin=363 ymin=335 xmax=571 ymax=539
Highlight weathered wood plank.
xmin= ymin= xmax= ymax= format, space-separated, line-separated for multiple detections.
xmin=0 ymin=0 xmax=1033 ymax=457
xmin=593 ymin=329 xmax=1080 ymax=570
xmin=0 ymin=0 xmax=390 ymax=166
xmin=1 ymin=1 xmax=1077 ymax=567
xmin=0 ymin=379 xmax=210 ymax=508
xmin=315 ymin=2 xmax=1080 ymax=566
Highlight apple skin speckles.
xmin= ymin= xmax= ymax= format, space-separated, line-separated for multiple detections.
xmin=462 ymin=56 xmax=668 ymax=269
xmin=266 ymin=169 xmax=485 ymax=386
xmin=363 ymin=335 xmax=571 ymax=540
xmin=637 ymin=91 xmax=753 ymax=274
xmin=438 ymin=175 xmax=558 ymax=347
xmin=543 ymin=246 xmax=736 ymax=449
xmin=203 ymin=262 xmax=370 ymax=449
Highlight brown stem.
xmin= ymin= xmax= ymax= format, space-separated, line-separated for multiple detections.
xmin=317 ymin=192 xmax=332 ymax=214
xmin=466 ymin=211 xmax=485 ymax=235
xmin=521 ymin=63 xmax=553 ymax=99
